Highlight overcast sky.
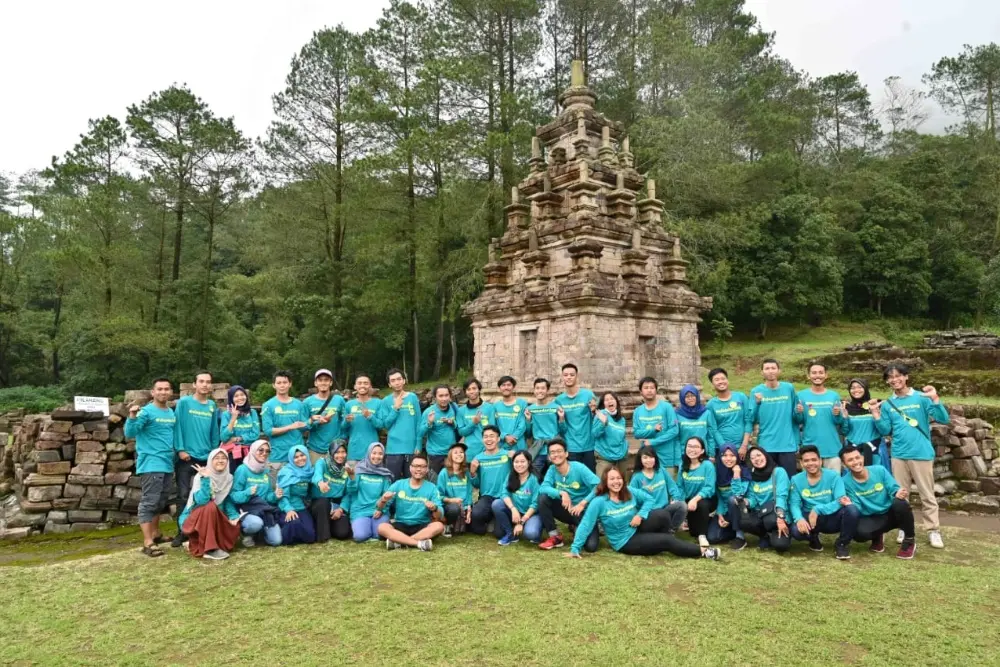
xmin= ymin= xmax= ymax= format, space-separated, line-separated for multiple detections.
xmin=2 ymin=0 xmax=998 ymax=176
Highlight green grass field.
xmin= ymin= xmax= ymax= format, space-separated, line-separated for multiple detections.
xmin=1 ymin=520 xmax=999 ymax=666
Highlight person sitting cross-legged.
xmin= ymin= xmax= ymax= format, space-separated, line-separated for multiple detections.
xmin=178 ymin=448 xmax=243 ymax=561
xmin=840 ymin=444 xmax=917 ymax=559
xmin=788 ymin=445 xmax=860 ymax=560
xmin=377 ymin=453 xmax=445 ymax=551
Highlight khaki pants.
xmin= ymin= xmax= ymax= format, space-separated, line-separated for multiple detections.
xmin=308 ymin=450 xmax=323 ymax=465
xmin=892 ymin=458 xmax=938 ymax=531
xmin=595 ymin=456 xmax=627 ymax=483
xmin=822 ymin=457 xmax=842 ymax=473
xmin=664 ymin=466 xmax=678 ymax=481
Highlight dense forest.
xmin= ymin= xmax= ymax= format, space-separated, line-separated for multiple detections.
xmin=1 ymin=0 xmax=999 ymax=398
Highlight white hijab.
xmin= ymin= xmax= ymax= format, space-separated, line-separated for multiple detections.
xmin=184 ymin=448 xmax=233 ymax=511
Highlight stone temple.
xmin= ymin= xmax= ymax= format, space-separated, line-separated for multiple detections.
xmin=462 ymin=61 xmax=712 ymax=401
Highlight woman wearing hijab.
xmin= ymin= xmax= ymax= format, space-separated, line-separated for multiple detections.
xmin=230 ymin=439 xmax=282 ymax=548
xmin=178 ymin=448 xmax=243 ymax=560
xmin=707 ymin=443 xmax=749 ymax=545
xmin=220 ymin=386 xmax=261 ymax=473
xmin=728 ymin=445 xmax=791 ymax=552
xmin=346 ymin=442 xmax=394 ymax=542
xmin=841 ymin=379 xmax=886 ymax=468
xmin=275 ymin=444 xmax=317 ymax=545
xmin=310 ymin=442 xmax=353 ymax=542
xmin=676 ymin=385 xmax=719 ymax=459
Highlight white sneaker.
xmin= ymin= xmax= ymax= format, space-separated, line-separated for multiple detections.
xmin=928 ymin=530 xmax=944 ymax=549
xmin=203 ymin=549 xmax=229 ymax=561
xmin=697 ymin=535 xmax=710 ymax=549
xmin=896 ymin=530 xmax=904 ymax=544
xmin=386 ymin=539 xmax=402 ymax=551
xmin=417 ymin=539 xmax=433 ymax=552
xmin=703 ymin=547 xmax=721 ymax=561
xmin=442 ymin=525 xmax=453 ymax=538
xmin=241 ymin=535 xmax=255 ymax=549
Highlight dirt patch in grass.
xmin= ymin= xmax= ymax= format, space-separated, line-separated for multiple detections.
xmin=839 ymin=641 xmax=868 ymax=664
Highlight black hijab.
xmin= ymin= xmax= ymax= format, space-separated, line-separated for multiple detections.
xmin=845 ymin=378 xmax=871 ymax=417
xmin=748 ymin=446 xmax=776 ymax=482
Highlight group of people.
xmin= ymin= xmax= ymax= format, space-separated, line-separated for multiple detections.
xmin=124 ymin=359 xmax=948 ymax=563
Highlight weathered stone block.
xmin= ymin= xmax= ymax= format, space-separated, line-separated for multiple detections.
xmin=74 ymin=450 xmax=107 ymax=465
xmin=75 ymin=440 xmax=104 ymax=452
xmin=79 ymin=498 xmax=120 ymax=510
xmin=70 ymin=423 xmax=86 ymax=434
xmin=0 ymin=527 xmax=33 ymax=539
xmin=35 ymin=438 xmax=66 ymax=451
xmin=43 ymin=420 xmax=73 ymax=433
xmin=105 ymin=511 xmax=134 ymax=524
xmin=972 ymin=455 xmax=989 ymax=476
xmin=126 ymin=474 xmax=142 ymax=488
xmin=951 ymin=459 xmax=978 ymax=479
xmin=954 ymin=442 xmax=981 ymax=458
xmin=44 ymin=521 xmax=73 ymax=534
xmin=61 ymin=444 xmax=76 ymax=460
xmin=21 ymin=462 xmax=37 ymax=475
xmin=62 ymin=483 xmax=86 ymax=498
xmin=980 ymin=477 xmax=1000 ymax=496
xmin=69 ymin=522 xmax=100 ymax=532
xmin=82 ymin=420 xmax=108 ymax=431
xmin=37 ymin=461 xmax=71 ymax=475
xmin=27 ymin=485 xmax=63 ymax=502
xmin=31 ymin=450 xmax=61 ymax=463
xmin=67 ymin=474 xmax=105 ymax=486
xmin=83 ymin=485 xmax=112 ymax=499
xmin=20 ymin=501 xmax=53 ymax=512
xmin=959 ymin=494 xmax=999 ymax=515
xmin=107 ymin=459 xmax=136 ymax=473
xmin=68 ymin=509 xmax=103 ymax=522
xmin=70 ymin=463 xmax=104 ymax=477
xmin=108 ymin=452 xmax=125 ymax=461
xmin=104 ymin=472 xmax=131 ymax=485
xmin=50 ymin=410 xmax=86 ymax=420
xmin=91 ymin=429 xmax=110 ymax=442
xmin=105 ymin=442 xmax=127 ymax=454
xmin=51 ymin=498 xmax=79 ymax=510
xmin=23 ymin=473 xmax=66 ymax=486
xmin=47 ymin=510 xmax=68 ymax=523
xmin=952 ymin=424 xmax=971 ymax=437
xmin=7 ymin=513 xmax=47 ymax=528
xmin=959 ymin=480 xmax=982 ymax=493
xmin=109 ymin=427 xmax=125 ymax=443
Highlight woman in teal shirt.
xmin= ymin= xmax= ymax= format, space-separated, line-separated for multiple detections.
xmin=678 ymin=436 xmax=717 ymax=542
xmin=707 ymin=443 xmax=748 ymax=545
xmin=628 ymin=446 xmax=687 ymax=533
xmin=231 ymin=439 xmax=282 ymax=548
xmin=178 ymin=448 xmax=242 ymax=560
xmin=592 ymin=392 xmax=628 ymax=480
xmin=437 ymin=442 xmax=473 ymax=537
xmin=309 ymin=442 xmax=352 ymax=542
xmin=276 ymin=445 xmax=317 ymax=545
xmin=494 ymin=450 xmax=542 ymax=546
xmin=566 ymin=467 xmax=719 ymax=560
xmin=728 ymin=446 xmax=791 ymax=552
xmin=347 ymin=442 xmax=394 ymax=542
xmin=220 ymin=386 xmax=261 ymax=473
xmin=676 ymin=385 xmax=718 ymax=459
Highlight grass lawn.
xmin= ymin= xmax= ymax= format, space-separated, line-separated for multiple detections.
xmin=1 ymin=520 xmax=999 ymax=666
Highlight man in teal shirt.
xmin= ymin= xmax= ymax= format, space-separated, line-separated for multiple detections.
xmin=343 ymin=373 xmax=382 ymax=464
xmin=795 ymin=363 xmax=845 ymax=472
xmin=536 ymin=438 xmax=600 ymax=551
xmin=457 ymin=378 xmax=494 ymax=462
xmin=171 ymin=370 xmax=220 ymax=547
xmin=788 ymin=445 xmax=859 ymax=560
xmin=632 ymin=377 xmax=680 ymax=475
xmin=749 ymin=358 xmax=800 ymax=478
xmin=493 ymin=376 xmax=528 ymax=451
xmin=304 ymin=368 xmax=346 ymax=463
xmin=706 ymin=368 xmax=752 ymax=459
xmin=525 ymin=377 xmax=561 ymax=478
xmin=554 ymin=363 xmax=597 ymax=472
xmin=469 ymin=425 xmax=511 ymax=536
xmin=125 ymin=377 xmax=176 ymax=556
xmin=840 ymin=444 xmax=916 ymax=559
xmin=377 ymin=368 xmax=422 ymax=480
xmin=870 ymin=362 xmax=949 ymax=550
xmin=377 ymin=453 xmax=445 ymax=551
xmin=261 ymin=370 xmax=310 ymax=471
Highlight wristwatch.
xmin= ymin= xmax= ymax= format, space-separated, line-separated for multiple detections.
xmin=775 ymin=508 xmax=786 ymax=520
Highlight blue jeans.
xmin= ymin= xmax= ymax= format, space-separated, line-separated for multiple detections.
xmin=789 ymin=505 xmax=860 ymax=547
xmin=351 ymin=515 xmax=389 ymax=542
xmin=532 ymin=454 xmax=550 ymax=479
xmin=706 ymin=515 xmax=736 ymax=544
xmin=490 ymin=498 xmax=543 ymax=542
xmin=241 ymin=514 xmax=282 ymax=546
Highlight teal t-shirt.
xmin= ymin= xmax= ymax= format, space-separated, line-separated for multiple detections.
xmin=173 ymin=395 xmax=219 ymax=460
xmin=746 ymin=467 xmax=790 ymax=512
xmin=436 ymin=469 xmax=474 ymax=508
xmin=875 ymin=391 xmax=950 ymax=461
xmin=472 ymin=449 xmax=512 ymax=498
xmin=387 ymin=479 xmax=442 ymax=525
xmin=706 ymin=392 xmax=752 ymax=452
xmin=178 ymin=476 xmax=240 ymax=527
xmin=457 ymin=401 xmax=495 ymax=461
xmin=570 ymin=489 xmax=654 ymax=554
xmin=677 ymin=411 xmax=718 ymax=458
xmin=795 ymin=389 xmax=845 ymax=458
xmin=343 ymin=397 xmax=382 ymax=461
xmin=540 ymin=461 xmax=600 ymax=505
xmin=842 ymin=408 xmax=880 ymax=446
xmin=555 ymin=388 xmax=596 ymax=453
xmin=750 ymin=382 xmax=799 ymax=453
xmin=277 ymin=479 xmax=311 ymax=513
xmin=592 ymin=411 xmax=628 ymax=461
xmin=378 ymin=392 xmax=422 ymax=456
xmin=628 ymin=468 xmax=683 ymax=510
xmin=842 ymin=465 xmax=900 ymax=515
xmin=346 ymin=473 xmax=393 ymax=518
xmin=493 ymin=398 xmax=528 ymax=451
xmin=418 ymin=403 xmax=461 ymax=456
xmin=504 ymin=474 xmax=541 ymax=514
xmin=230 ymin=464 xmax=278 ymax=506
xmin=717 ymin=477 xmax=748 ymax=518
xmin=304 ymin=393 xmax=346 ymax=453
xmin=679 ymin=461 xmax=717 ymax=501
xmin=789 ymin=468 xmax=847 ymax=522
xmin=632 ymin=400 xmax=680 ymax=468
xmin=125 ymin=405 xmax=176 ymax=475
xmin=261 ymin=396 xmax=310 ymax=462
xmin=311 ymin=458 xmax=350 ymax=500
xmin=526 ymin=402 xmax=561 ymax=455
xmin=220 ymin=409 xmax=260 ymax=445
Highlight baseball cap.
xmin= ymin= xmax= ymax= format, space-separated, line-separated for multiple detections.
xmin=314 ymin=369 xmax=333 ymax=379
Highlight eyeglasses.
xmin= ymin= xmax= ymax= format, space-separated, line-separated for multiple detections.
xmin=410 ymin=464 xmax=428 ymax=470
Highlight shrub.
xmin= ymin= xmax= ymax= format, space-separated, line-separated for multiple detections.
xmin=0 ymin=386 xmax=70 ymax=414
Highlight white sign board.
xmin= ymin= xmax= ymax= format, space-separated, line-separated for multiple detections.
xmin=74 ymin=396 xmax=110 ymax=416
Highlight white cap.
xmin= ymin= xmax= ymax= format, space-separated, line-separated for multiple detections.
xmin=314 ymin=369 xmax=333 ymax=379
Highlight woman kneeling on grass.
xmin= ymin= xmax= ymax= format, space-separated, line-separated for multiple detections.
xmin=231 ymin=439 xmax=282 ymax=548
xmin=310 ymin=441 xmax=352 ymax=542
xmin=437 ymin=443 xmax=473 ymax=537
xmin=275 ymin=445 xmax=317 ymax=545
xmin=566 ymin=467 xmax=720 ymax=560
xmin=347 ymin=442 xmax=394 ymax=542
xmin=494 ymin=450 xmax=542 ymax=546
xmin=728 ymin=446 xmax=791 ymax=552
xmin=179 ymin=448 xmax=242 ymax=561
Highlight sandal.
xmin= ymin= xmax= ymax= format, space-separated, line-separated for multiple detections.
xmin=141 ymin=545 xmax=165 ymax=558
xmin=152 ymin=535 xmax=171 ymax=545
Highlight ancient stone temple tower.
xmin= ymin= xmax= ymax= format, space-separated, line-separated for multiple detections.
xmin=462 ymin=61 xmax=712 ymax=399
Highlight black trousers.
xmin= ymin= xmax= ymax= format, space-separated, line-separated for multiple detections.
xmin=686 ymin=497 xmax=716 ymax=538
xmin=619 ymin=531 xmax=702 ymax=558
xmin=310 ymin=497 xmax=352 ymax=542
xmin=568 ymin=450 xmax=596 ymax=473
xmin=769 ymin=452 xmax=798 ymax=479
xmin=735 ymin=504 xmax=791 ymax=552
xmin=428 ymin=455 xmax=447 ymax=474
xmin=855 ymin=499 xmax=915 ymax=542
xmin=537 ymin=493 xmax=599 ymax=552
xmin=469 ymin=495 xmax=502 ymax=537
xmin=172 ymin=458 xmax=206 ymax=517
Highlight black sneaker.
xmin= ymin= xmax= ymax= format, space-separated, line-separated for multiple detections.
xmin=808 ymin=536 xmax=824 ymax=552
xmin=170 ymin=533 xmax=187 ymax=548
xmin=730 ymin=537 xmax=747 ymax=551
xmin=835 ymin=543 xmax=851 ymax=560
